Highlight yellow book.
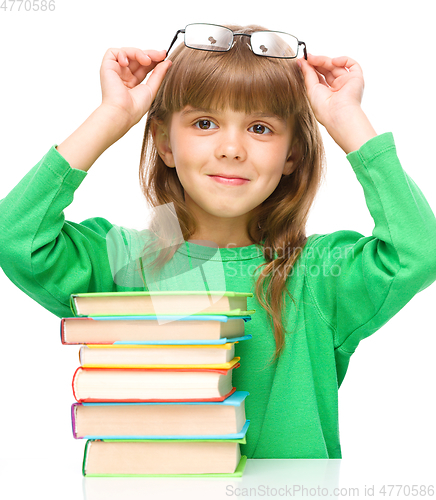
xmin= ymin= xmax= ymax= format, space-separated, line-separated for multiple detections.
xmin=79 ymin=344 xmax=240 ymax=369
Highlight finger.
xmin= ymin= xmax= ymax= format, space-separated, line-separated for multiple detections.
xmin=331 ymin=56 xmax=364 ymax=78
xmin=103 ymin=48 xmax=143 ymax=68
xmin=299 ymin=57 xmax=329 ymax=90
xmin=104 ymin=48 xmax=166 ymax=72
xmin=119 ymin=50 xmax=151 ymax=76
xmin=139 ymin=49 xmax=168 ymax=61
xmin=122 ymin=49 xmax=169 ymax=82
xmin=144 ymin=60 xmax=173 ymax=98
xmin=311 ymin=65 xmax=336 ymax=87
xmin=120 ymin=47 xmax=166 ymax=64
xmin=307 ymin=54 xmax=348 ymax=86
xmin=299 ymin=58 xmax=320 ymax=88
xmin=130 ymin=59 xmax=172 ymax=112
xmin=307 ymin=54 xmax=341 ymax=71
xmin=331 ymin=56 xmax=365 ymax=92
xmin=103 ymin=48 xmax=166 ymax=89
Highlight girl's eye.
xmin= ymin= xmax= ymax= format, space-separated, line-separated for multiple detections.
xmin=194 ymin=119 xmax=218 ymax=130
xmin=249 ymin=124 xmax=272 ymax=135
xmin=193 ymin=120 xmax=271 ymax=134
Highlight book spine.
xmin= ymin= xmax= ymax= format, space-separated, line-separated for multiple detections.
xmin=70 ymin=295 xmax=79 ymax=316
xmin=82 ymin=440 xmax=92 ymax=476
xmin=71 ymin=403 xmax=79 ymax=439
xmin=60 ymin=318 xmax=65 ymax=344
xmin=78 ymin=364 xmax=240 ymax=374
xmin=77 ymin=386 xmax=237 ymax=404
xmin=72 ymin=366 xmax=81 ymax=402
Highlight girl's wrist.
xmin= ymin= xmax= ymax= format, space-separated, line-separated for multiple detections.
xmin=96 ymin=104 xmax=135 ymax=140
xmin=56 ymin=106 xmax=133 ymax=172
xmin=325 ymin=106 xmax=377 ymax=154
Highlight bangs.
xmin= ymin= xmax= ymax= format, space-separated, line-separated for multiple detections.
xmin=161 ymin=26 xmax=304 ymax=120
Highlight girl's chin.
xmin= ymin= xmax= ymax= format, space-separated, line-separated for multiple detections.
xmin=185 ymin=193 xmax=258 ymax=218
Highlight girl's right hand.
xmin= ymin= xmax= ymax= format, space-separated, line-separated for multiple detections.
xmin=99 ymin=48 xmax=172 ymax=128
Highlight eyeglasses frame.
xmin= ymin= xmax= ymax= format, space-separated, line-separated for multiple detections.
xmin=166 ymin=23 xmax=308 ymax=61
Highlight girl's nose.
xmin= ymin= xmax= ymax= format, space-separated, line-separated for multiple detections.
xmin=214 ymin=129 xmax=247 ymax=161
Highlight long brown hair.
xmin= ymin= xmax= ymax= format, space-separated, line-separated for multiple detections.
xmin=138 ymin=24 xmax=326 ymax=360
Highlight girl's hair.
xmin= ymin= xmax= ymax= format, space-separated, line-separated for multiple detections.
xmin=138 ymin=24 xmax=326 ymax=362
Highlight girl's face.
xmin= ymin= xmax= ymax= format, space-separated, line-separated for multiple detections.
xmin=154 ymin=105 xmax=297 ymax=224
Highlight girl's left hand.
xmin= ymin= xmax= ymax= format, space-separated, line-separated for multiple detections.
xmin=298 ymin=54 xmax=365 ymax=130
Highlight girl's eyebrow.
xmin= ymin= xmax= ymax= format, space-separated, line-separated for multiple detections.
xmin=180 ymin=107 xmax=286 ymax=124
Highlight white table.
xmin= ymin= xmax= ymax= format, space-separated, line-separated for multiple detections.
xmin=2 ymin=454 xmax=434 ymax=500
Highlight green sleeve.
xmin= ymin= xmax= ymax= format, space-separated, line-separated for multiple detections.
xmin=0 ymin=145 xmax=121 ymax=317
xmin=304 ymin=132 xmax=436 ymax=356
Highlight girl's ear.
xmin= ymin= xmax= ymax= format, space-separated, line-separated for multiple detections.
xmin=283 ymin=145 xmax=301 ymax=176
xmin=151 ymin=120 xmax=175 ymax=168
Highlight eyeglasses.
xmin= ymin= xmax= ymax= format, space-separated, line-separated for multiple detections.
xmin=166 ymin=23 xmax=307 ymax=60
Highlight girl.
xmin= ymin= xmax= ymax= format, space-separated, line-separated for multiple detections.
xmin=1 ymin=23 xmax=435 ymax=460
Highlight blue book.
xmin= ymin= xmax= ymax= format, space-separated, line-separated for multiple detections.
xmin=61 ymin=314 xmax=252 ymax=345
xmin=72 ymin=391 xmax=250 ymax=440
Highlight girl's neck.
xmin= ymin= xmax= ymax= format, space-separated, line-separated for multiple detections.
xmin=184 ymin=193 xmax=255 ymax=248
xmin=187 ymin=233 xmax=254 ymax=249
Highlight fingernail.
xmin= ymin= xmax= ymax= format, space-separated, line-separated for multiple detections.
xmin=297 ymin=60 xmax=302 ymax=68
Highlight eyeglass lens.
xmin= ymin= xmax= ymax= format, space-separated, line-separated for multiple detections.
xmin=184 ymin=24 xmax=299 ymax=58
xmin=185 ymin=24 xmax=233 ymax=52
xmin=251 ymin=32 xmax=299 ymax=58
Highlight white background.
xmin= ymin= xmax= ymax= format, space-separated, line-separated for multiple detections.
xmin=0 ymin=1 xmax=435 ymax=499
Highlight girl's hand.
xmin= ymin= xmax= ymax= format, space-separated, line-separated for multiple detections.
xmin=298 ymin=54 xmax=377 ymax=153
xmin=100 ymin=47 xmax=172 ymax=128
xmin=298 ymin=54 xmax=364 ymax=130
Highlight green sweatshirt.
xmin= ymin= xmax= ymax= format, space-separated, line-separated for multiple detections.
xmin=1 ymin=132 xmax=436 ymax=459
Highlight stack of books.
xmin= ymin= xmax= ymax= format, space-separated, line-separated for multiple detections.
xmin=61 ymin=291 xmax=254 ymax=477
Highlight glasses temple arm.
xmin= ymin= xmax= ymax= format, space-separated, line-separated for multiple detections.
xmin=166 ymin=29 xmax=185 ymax=59
xmin=298 ymin=41 xmax=307 ymax=60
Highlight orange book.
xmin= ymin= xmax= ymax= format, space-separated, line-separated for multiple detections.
xmin=72 ymin=362 xmax=240 ymax=403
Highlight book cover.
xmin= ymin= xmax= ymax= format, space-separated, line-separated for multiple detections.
xmin=61 ymin=314 xmax=252 ymax=345
xmin=82 ymin=437 xmax=248 ymax=477
xmin=70 ymin=290 xmax=255 ymax=317
xmin=72 ymin=390 xmax=250 ymax=439
xmin=72 ymin=363 xmax=241 ymax=403
xmin=79 ymin=345 xmax=241 ymax=369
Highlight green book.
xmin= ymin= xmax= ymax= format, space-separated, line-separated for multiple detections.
xmin=70 ymin=291 xmax=255 ymax=317
xmin=82 ymin=436 xmax=247 ymax=477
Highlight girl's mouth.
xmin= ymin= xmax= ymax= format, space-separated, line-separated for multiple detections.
xmin=209 ymin=175 xmax=250 ymax=186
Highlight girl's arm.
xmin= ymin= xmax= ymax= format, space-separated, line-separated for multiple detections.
xmin=298 ymin=55 xmax=436 ymax=382
xmin=0 ymin=147 xmax=113 ymax=317
xmin=0 ymin=48 xmax=171 ymax=317
xmin=302 ymin=131 xmax=436 ymax=385
xmin=56 ymin=48 xmax=172 ymax=171
xmin=55 ymin=104 xmax=131 ymax=172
